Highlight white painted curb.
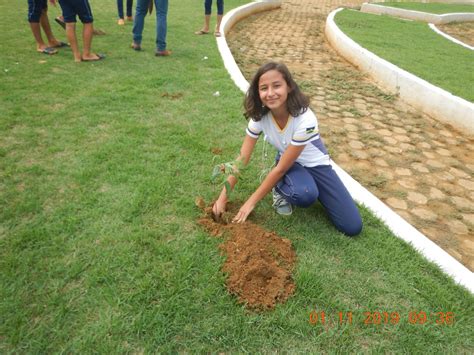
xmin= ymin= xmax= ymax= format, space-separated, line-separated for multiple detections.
xmin=325 ymin=8 xmax=474 ymax=135
xmin=217 ymin=0 xmax=283 ymax=93
xmin=361 ymin=3 xmax=474 ymax=24
xmin=332 ymin=164 xmax=474 ymax=294
xmin=217 ymin=1 xmax=474 ymax=293
xmin=429 ymin=23 xmax=474 ymax=50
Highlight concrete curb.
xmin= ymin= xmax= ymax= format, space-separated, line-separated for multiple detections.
xmin=325 ymin=8 xmax=474 ymax=135
xmin=429 ymin=23 xmax=474 ymax=50
xmin=361 ymin=3 xmax=474 ymax=24
xmin=217 ymin=1 xmax=473 ymax=293
xmin=216 ymin=0 xmax=283 ymax=93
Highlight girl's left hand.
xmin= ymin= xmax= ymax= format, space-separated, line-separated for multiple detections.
xmin=232 ymin=201 xmax=255 ymax=223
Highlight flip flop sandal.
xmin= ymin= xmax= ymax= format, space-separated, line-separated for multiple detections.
xmin=53 ymin=41 xmax=69 ymax=48
xmin=82 ymin=53 xmax=106 ymax=61
xmin=38 ymin=47 xmax=58 ymax=55
xmin=214 ymin=31 xmax=222 ymax=37
xmin=194 ymin=30 xmax=209 ymax=35
xmin=55 ymin=17 xmax=66 ymax=29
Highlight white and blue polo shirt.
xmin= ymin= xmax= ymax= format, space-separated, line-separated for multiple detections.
xmin=246 ymin=108 xmax=330 ymax=167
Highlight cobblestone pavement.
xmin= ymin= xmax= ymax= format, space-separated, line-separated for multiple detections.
xmin=438 ymin=22 xmax=474 ymax=47
xmin=226 ymin=0 xmax=474 ymax=270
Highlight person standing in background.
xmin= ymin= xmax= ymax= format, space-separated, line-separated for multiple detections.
xmin=117 ymin=0 xmax=133 ymax=25
xmin=27 ymin=0 xmax=68 ymax=55
xmin=195 ymin=0 xmax=224 ymax=37
xmin=132 ymin=0 xmax=170 ymax=56
xmin=52 ymin=0 xmax=105 ymax=62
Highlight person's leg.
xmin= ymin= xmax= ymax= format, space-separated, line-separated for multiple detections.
xmin=215 ymin=0 xmax=223 ymax=35
xmin=126 ymin=0 xmax=133 ymax=19
xmin=203 ymin=0 xmax=211 ymax=32
xmin=275 ymin=163 xmax=319 ymax=208
xmin=73 ymin=0 xmax=102 ymax=60
xmin=28 ymin=0 xmax=51 ymax=52
xmin=117 ymin=0 xmax=125 ymax=24
xmin=132 ymin=0 xmax=148 ymax=46
xmin=216 ymin=0 xmax=223 ymax=15
xmin=195 ymin=0 xmax=211 ymax=34
xmin=39 ymin=8 xmax=63 ymax=47
xmin=215 ymin=15 xmax=222 ymax=36
xmin=59 ymin=0 xmax=80 ymax=59
xmin=307 ymin=165 xmax=363 ymax=236
xmin=65 ymin=22 xmax=81 ymax=61
xmin=204 ymin=0 xmax=212 ymax=15
xmin=155 ymin=0 xmax=168 ymax=52
xmin=81 ymin=23 xmax=95 ymax=59
xmin=117 ymin=0 xmax=124 ymax=19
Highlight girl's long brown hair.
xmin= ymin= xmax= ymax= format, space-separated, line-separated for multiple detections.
xmin=243 ymin=62 xmax=310 ymax=121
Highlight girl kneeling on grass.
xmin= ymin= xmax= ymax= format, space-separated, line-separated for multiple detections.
xmin=212 ymin=62 xmax=362 ymax=236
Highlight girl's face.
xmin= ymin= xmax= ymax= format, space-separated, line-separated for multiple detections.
xmin=258 ymin=70 xmax=290 ymax=114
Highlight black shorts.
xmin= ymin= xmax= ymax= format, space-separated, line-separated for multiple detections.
xmin=58 ymin=0 xmax=94 ymax=23
xmin=27 ymin=0 xmax=47 ymax=23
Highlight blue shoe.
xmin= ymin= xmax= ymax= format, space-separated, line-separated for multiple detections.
xmin=272 ymin=188 xmax=292 ymax=216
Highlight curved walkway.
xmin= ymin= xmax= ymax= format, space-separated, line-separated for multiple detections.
xmin=225 ymin=0 xmax=474 ymax=271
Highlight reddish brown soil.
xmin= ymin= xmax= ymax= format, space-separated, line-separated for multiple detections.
xmin=196 ymin=197 xmax=296 ymax=310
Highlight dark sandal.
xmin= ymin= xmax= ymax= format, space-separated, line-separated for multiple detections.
xmin=55 ymin=17 xmax=66 ymax=29
xmin=82 ymin=53 xmax=106 ymax=61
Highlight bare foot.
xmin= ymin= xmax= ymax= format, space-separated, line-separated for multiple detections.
xmin=81 ymin=53 xmax=106 ymax=61
xmin=37 ymin=46 xmax=58 ymax=55
xmin=195 ymin=28 xmax=209 ymax=35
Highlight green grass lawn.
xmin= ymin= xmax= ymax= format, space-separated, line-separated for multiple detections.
xmin=1 ymin=0 xmax=473 ymax=352
xmin=374 ymin=2 xmax=474 ymax=14
xmin=335 ymin=9 xmax=474 ymax=102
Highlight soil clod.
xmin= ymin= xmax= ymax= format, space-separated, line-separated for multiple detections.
xmin=197 ymin=197 xmax=296 ymax=310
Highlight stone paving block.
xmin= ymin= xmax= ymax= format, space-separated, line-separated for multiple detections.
xmin=386 ymin=197 xmax=407 ymax=210
xmin=447 ymin=220 xmax=470 ymax=235
xmin=459 ymin=179 xmax=474 ymax=191
xmin=449 ymin=167 xmax=470 ymax=178
xmin=395 ymin=168 xmax=412 ymax=176
xmin=451 ymin=196 xmax=474 ymax=210
xmin=398 ymin=179 xmax=417 ymax=189
xmin=426 ymin=159 xmax=446 ymax=169
xmin=412 ymin=208 xmax=437 ymax=221
xmin=429 ymin=187 xmax=446 ymax=199
xmin=407 ymin=192 xmax=428 ymax=204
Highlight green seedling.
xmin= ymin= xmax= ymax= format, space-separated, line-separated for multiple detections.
xmin=211 ymin=159 xmax=245 ymax=197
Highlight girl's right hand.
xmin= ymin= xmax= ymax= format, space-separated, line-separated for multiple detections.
xmin=212 ymin=198 xmax=227 ymax=218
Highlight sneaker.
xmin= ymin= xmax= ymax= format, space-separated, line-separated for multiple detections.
xmin=272 ymin=188 xmax=292 ymax=216
xmin=117 ymin=19 xmax=125 ymax=25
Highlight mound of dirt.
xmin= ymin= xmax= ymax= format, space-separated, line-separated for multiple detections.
xmin=196 ymin=197 xmax=296 ymax=310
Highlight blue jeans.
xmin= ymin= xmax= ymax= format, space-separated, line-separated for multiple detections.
xmin=133 ymin=0 xmax=168 ymax=51
xmin=204 ymin=0 xmax=223 ymax=15
xmin=117 ymin=0 xmax=133 ymax=18
xmin=275 ymin=163 xmax=363 ymax=236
